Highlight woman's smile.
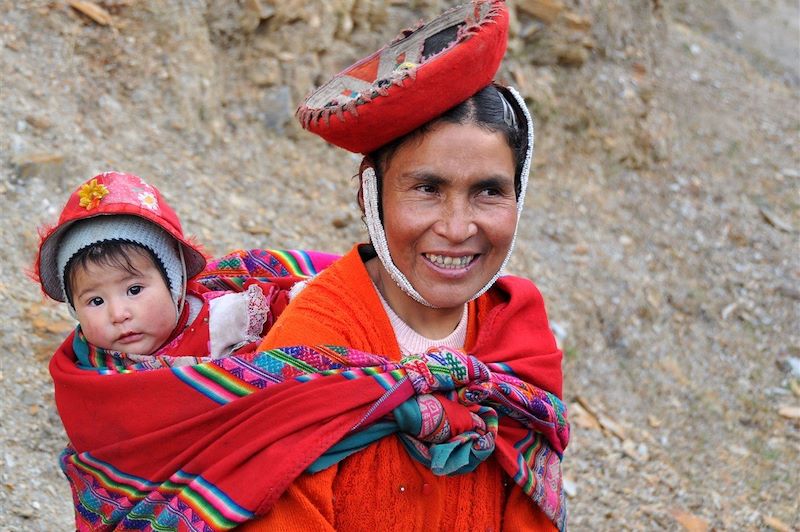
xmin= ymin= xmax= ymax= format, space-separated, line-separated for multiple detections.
xmin=423 ymin=253 xmax=477 ymax=270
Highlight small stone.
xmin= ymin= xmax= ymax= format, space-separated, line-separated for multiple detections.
xmin=784 ymin=357 xmax=800 ymax=377
xmin=568 ymin=401 xmax=601 ymax=430
xmin=562 ymin=477 xmax=577 ymax=497
xmin=763 ymin=515 xmax=792 ymax=532
xmin=721 ymin=302 xmax=738 ymax=320
xmin=777 ymin=285 xmax=800 ymax=300
xmin=557 ymin=44 xmax=589 ymax=67
xmin=517 ymin=0 xmax=565 ymax=24
xmin=728 ymin=444 xmax=749 ymax=457
xmin=777 ymin=406 xmax=800 ymax=419
xmin=69 ymin=0 xmax=113 ymax=26
xmin=637 ymin=443 xmax=650 ymax=461
xmin=12 ymin=152 xmax=66 ymax=180
xmin=241 ymin=0 xmax=265 ymax=33
xmin=622 ymin=439 xmax=646 ymax=462
xmin=331 ymin=217 xmax=349 ymax=229
xmin=25 ymin=115 xmax=53 ymax=130
xmin=672 ymin=509 xmax=709 ymax=532
xmin=779 ymin=168 xmax=799 ymax=179
xmin=261 ymin=85 xmax=293 ymax=134
xmin=248 ymin=57 xmax=281 ymax=87
xmin=550 ymin=321 xmax=567 ymax=345
xmin=14 ymin=507 xmax=35 ymax=519
xmin=562 ymin=12 xmax=591 ymax=31
xmin=98 ymin=94 xmax=122 ymax=114
xmin=759 ymin=206 xmax=794 ymax=233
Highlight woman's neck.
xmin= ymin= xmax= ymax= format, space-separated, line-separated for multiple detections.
xmin=366 ymin=257 xmax=465 ymax=339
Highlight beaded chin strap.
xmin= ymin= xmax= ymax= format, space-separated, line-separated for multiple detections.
xmin=362 ymin=86 xmax=534 ymax=308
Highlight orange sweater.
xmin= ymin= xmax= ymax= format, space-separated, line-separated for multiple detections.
xmin=240 ymin=246 xmax=556 ymax=531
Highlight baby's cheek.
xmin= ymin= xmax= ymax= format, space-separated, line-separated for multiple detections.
xmin=80 ymin=324 xmax=103 ymax=346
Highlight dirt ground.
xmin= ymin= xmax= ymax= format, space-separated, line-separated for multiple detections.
xmin=1 ymin=0 xmax=798 ymax=530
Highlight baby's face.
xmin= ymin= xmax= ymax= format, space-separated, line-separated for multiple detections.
xmin=71 ymin=252 xmax=176 ymax=355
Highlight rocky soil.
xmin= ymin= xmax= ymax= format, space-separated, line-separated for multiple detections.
xmin=1 ymin=0 xmax=798 ymax=530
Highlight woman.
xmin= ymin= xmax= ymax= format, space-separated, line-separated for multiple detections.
xmin=46 ymin=2 xmax=566 ymax=530
xmin=245 ymin=1 xmax=568 ymax=529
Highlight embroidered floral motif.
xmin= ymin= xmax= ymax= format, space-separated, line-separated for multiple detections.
xmin=138 ymin=191 xmax=158 ymax=211
xmin=77 ymin=178 xmax=109 ymax=210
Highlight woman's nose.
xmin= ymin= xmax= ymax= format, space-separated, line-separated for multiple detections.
xmin=433 ymin=200 xmax=478 ymax=242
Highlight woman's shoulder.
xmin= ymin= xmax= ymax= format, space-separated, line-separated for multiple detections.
xmin=473 ymin=274 xmax=556 ymax=351
xmin=293 ymin=245 xmax=371 ymax=300
xmin=478 ymin=274 xmax=546 ymax=311
xmin=261 ymin=244 xmax=394 ymax=350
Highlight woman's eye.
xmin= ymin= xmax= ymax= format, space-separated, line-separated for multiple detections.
xmin=128 ymin=285 xmax=143 ymax=296
xmin=88 ymin=297 xmax=104 ymax=307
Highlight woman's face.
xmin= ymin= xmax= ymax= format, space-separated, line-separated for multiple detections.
xmin=380 ymin=121 xmax=518 ymax=310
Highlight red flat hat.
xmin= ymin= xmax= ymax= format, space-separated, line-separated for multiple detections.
xmin=297 ymin=0 xmax=509 ymax=154
xmin=36 ymin=171 xmax=207 ymax=301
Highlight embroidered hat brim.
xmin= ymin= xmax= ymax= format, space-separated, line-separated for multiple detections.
xmin=297 ymin=0 xmax=509 ymax=154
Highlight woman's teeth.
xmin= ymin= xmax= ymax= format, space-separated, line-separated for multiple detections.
xmin=425 ymin=254 xmax=474 ymax=269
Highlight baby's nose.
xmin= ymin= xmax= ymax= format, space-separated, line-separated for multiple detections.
xmin=109 ymin=301 xmax=132 ymax=323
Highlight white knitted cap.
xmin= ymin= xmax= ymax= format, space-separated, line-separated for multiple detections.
xmin=57 ymin=215 xmax=185 ymax=308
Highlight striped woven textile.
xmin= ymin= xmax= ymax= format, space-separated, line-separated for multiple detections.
xmin=49 ymin=249 xmax=569 ymax=531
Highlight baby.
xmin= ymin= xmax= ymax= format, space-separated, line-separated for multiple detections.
xmin=36 ymin=171 xmax=271 ymax=368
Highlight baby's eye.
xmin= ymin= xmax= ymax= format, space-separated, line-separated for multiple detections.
xmin=87 ymin=297 xmax=104 ymax=307
xmin=128 ymin=285 xmax=143 ymax=296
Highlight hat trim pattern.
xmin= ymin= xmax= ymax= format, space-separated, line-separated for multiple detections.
xmin=55 ymin=215 xmax=186 ymax=309
xmin=362 ymin=85 xmax=534 ymax=308
xmin=35 ymin=172 xmax=207 ymax=302
xmin=297 ymin=0 xmax=504 ymax=132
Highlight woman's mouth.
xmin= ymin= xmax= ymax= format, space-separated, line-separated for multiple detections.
xmin=423 ymin=253 xmax=476 ymax=269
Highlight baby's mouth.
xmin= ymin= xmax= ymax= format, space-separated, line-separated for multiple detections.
xmin=118 ymin=331 xmax=142 ymax=342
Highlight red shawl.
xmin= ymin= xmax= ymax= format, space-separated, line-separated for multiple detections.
xmin=49 ymin=251 xmax=569 ymax=531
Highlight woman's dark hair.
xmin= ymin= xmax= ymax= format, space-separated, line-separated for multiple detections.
xmin=361 ymin=84 xmax=528 ymax=220
xmin=64 ymin=241 xmax=170 ymax=306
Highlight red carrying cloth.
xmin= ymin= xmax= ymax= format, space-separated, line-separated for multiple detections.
xmin=51 ymin=340 xmax=405 ymax=530
xmin=49 ymin=249 xmax=568 ymax=531
xmin=251 ymin=245 xmax=566 ymax=532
